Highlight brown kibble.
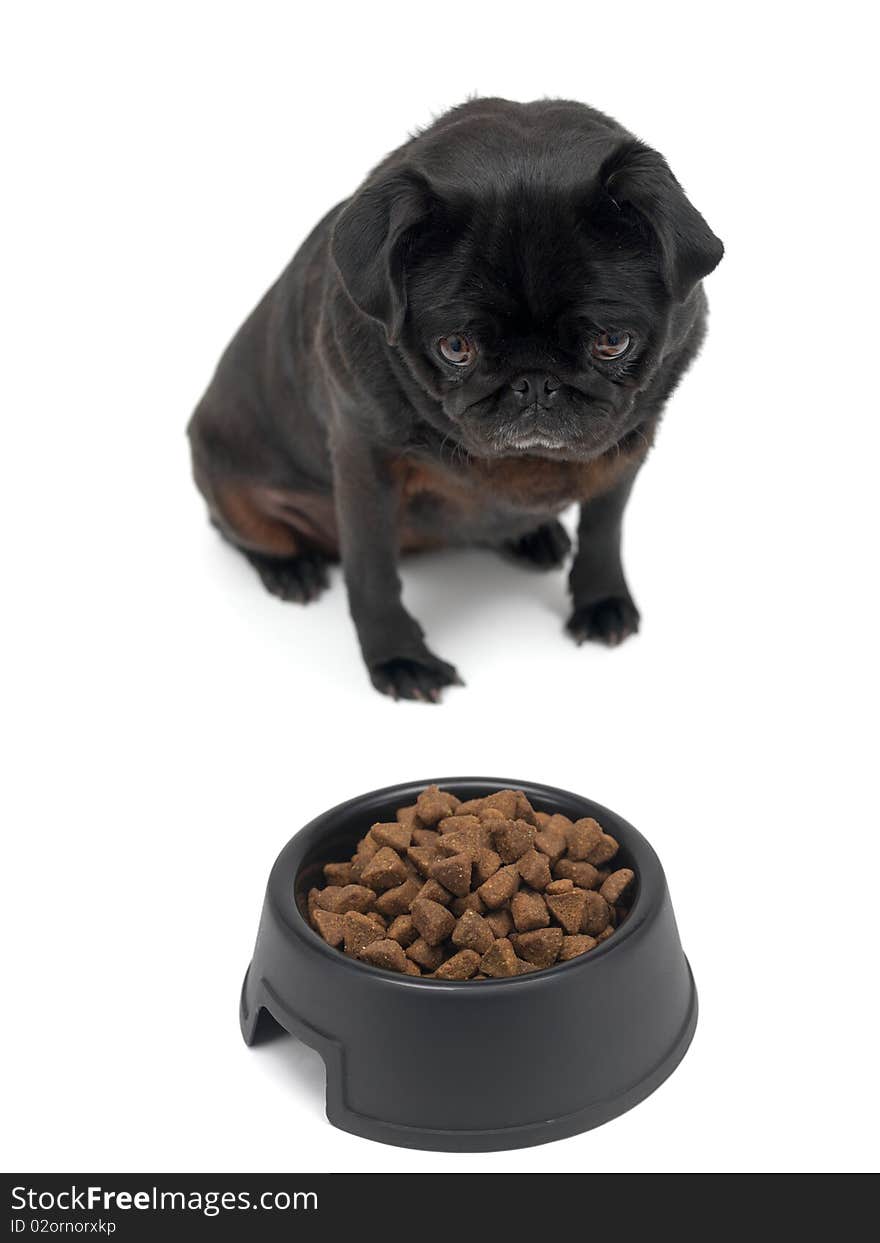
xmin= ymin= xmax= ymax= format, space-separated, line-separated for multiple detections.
xmin=436 ymin=832 xmax=481 ymax=859
xmin=360 ymin=846 xmax=409 ymax=892
xmin=323 ymin=861 xmax=356 ymax=886
xmin=312 ymin=909 xmax=345 ymax=947
xmin=429 ymin=852 xmax=473 ymax=897
xmin=566 ymin=817 xmax=604 ymax=860
xmin=559 ymin=934 xmax=598 ymax=960
xmin=416 ymin=878 xmax=453 ymax=906
xmin=546 ymin=888 xmax=590 ymax=934
xmin=415 ymin=785 xmax=460 ymax=825
xmin=485 ymin=907 xmax=514 ymax=938
xmin=314 ymin=885 xmax=341 ymax=912
xmin=406 ymin=845 xmax=441 ymax=877
xmin=387 ymin=914 xmax=418 ymax=947
xmin=513 ymin=792 xmax=538 ymax=825
xmin=406 ymin=937 xmax=444 ymax=971
xmin=359 ymin=938 xmax=408 ymax=973
xmin=553 ymin=859 xmax=601 ymax=889
xmin=454 ymin=797 xmax=486 ymax=815
xmin=534 ymin=829 xmax=567 ymax=865
xmin=451 ymin=891 xmax=485 ymax=917
xmin=342 ymin=911 xmax=385 ymax=957
xmin=411 ymin=897 xmax=456 ymax=946
xmin=479 ymin=937 xmax=520 ymax=977
xmin=317 ymin=884 xmax=375 ymax=914
xmin=492 ymin=819 xmax=536 ymax=863
xmin=479 ymin=790 xmax=520 ymax=820
xmin=403 ymin=859 xmax=422 ymax=880
xmin=371 ymin=821 xmax=412 ymax=852
xmin=512 ymin=926 xmax=563 ymax=967
xmin=308 ymin=786 xmax=636 ymax=981
xmin=434 ymin=949 xmax=481 ymax=980
xmin=511 ymin=890 xmax=550 ymax=932
xmin=477 ymin=864 xmax=521 ymax=909
xmin=355 ymin=830 xmax=381 ymax=860
xmin=452 ymin=909 xmax=495 ymax=954
xmin=473 ymin=848 xmax=502 ymax=884
xmin=478 ymin=789 xmax=535 ymax=823
xmin=600 ymin=868 xmax=635 ymax=905
xmin=375 ymin=876 xmax=422 ymax=918
xmin=437 ymin=814 xmax=484 ymax=838
xmin=587 ymin=833 xmax=619 ymax=866
xmin=581 ymin=890 xmax=612 ymax=936
xmin=517 ymin=848 xmax=552 ymax=891
xmin=396 ymin=803 xmax=423 ymax=832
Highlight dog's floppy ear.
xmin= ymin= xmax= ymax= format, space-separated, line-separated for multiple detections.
xmin=330 ymin=170 xmax=432 ymax=346
xmin=601 ymin=141 xmax=723 ymax=301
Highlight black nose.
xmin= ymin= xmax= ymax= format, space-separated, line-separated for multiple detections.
xmin=510 ymin=372 xmax=562 ymax=407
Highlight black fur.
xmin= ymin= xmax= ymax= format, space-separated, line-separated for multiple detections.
xmin=188 ymin=98 xmax=722 ymax=700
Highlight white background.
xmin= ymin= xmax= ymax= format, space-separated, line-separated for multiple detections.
xmin=3 ymin=1 xmax=878 ymax=1174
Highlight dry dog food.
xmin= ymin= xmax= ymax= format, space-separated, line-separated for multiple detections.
xmin=305 ymin=786 xmax=636 ymax=979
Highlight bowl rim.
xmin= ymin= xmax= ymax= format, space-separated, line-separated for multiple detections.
xmin=269 ymin=776 xmax=666 ymax=990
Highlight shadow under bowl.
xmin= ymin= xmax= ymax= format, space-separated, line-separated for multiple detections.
xmin=241 ymin=777 xmax=697 ymax=1152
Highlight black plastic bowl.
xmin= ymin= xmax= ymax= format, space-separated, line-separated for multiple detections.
xmin=240 ymin=778 xmax=697 ymax=1152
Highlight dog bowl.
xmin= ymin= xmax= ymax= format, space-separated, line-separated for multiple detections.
xmin=240 ymin=778 xmax=697 ymax=1152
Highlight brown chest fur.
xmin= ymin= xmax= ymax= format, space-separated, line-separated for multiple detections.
xmin=210 ymin=443 xmax=644 ymax=562
xmin=395 ymin=446 xmax=640 ymax=514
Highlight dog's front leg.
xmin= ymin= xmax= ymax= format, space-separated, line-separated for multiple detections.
xmin=332 ymin=428 xmax=462 ymax=702
xmin=567 ymin=473 xmax=641 ymax=647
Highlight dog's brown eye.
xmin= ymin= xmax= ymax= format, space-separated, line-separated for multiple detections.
xmin=591 ymin=330 xmax=631 ymax=360
xmin=439 ymin=334 xmax=475 ymax=366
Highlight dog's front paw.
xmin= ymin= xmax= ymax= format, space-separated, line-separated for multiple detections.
xmin=249 ymin=550 xmax=330 ymax=604
xmin=370 ymin=653 xmax=464 ymax=703
xmin=566 ymin=595 xmax=640 ymax=647
xmin=503 ymin=520 xmax=571 ymax=570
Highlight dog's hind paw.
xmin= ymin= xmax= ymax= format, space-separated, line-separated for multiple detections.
xmin=248 ymin=550 xmax=330 ymax=604
xmin=566 ymin=595 xmax=640 ymax=647
xmin=370 ymin=653 xmax=464 ymax=703
xmin=503 ymin=520 xmax=571 ymax=569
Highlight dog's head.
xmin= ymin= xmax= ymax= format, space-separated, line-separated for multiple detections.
xmin=331 ymin=100 xmax=723 ymax=460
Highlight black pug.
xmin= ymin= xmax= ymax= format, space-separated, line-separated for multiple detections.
xmin=188 ymin=97 xmax=722 ymax=701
